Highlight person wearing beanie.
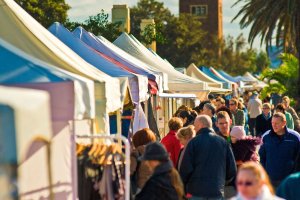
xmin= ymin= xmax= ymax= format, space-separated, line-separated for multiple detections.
xmin=135 ymin=142 xmax=185 ymax=200
xmin=230 ymin=126 xmax=262 ymax=167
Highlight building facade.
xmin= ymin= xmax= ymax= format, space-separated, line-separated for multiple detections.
xmin=179 ymin=0 xmax=223 ymax=40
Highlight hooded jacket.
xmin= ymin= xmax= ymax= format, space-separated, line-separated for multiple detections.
xmin=130 ymin=146 xmax=153 ymax=189
xmin=259 ymin=126 xmax=300 ymax=183
xmin=135 ymin=161 xmax=179 ymax=200
xmin=180 ymin=127 xmax=237 ymax=198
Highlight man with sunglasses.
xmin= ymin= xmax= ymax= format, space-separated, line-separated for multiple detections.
xmin=259 ymin=112 xmax=300 ymax=188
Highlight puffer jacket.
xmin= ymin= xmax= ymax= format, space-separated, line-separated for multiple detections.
xmin=231 ymin=136 xmax=262 ymax=164
xmin=135 ymin=161 xmax=180 ymax=200
xmin=130 ymin=146 xmax=153 ymax=189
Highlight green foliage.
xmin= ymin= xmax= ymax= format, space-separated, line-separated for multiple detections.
xmin=64 ymin=10 xmax=122 ymax=42
xmin=260 ymin=54 xmax=299 ymax=99
xmin=130 ymin=0 xmax=269 ymax=71
xmin=15 ymin=0 xmax=70 ymax=28
xmin=157 ymin=14 xmax=208 ymax=67
xmin=232 ymin=0 xmax=300 ymax=95
xmin=255 ymin=51 xmax=270 ymax=73
xmin=130 ymin=0 xmax=173 ymax=44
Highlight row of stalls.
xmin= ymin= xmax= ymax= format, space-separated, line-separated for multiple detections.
xmin=0 ymin=0 xmax=265 ymax=199
xmin=184 ymin=63 xmax=267 ymax=96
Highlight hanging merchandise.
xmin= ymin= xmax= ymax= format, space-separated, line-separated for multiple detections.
xmin=132 ymin=104 xmax=149 ymax=134
xmin=147 ymin=99 xmax=160 ymax=140
xmin=76 ymin=135 xmax=130 ymax=200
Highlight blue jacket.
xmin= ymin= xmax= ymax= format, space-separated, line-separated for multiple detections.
xmin=259 ymin=127 xmax=300 ymax=183
xmin=179 ymin=128 xmax=237 ymax=198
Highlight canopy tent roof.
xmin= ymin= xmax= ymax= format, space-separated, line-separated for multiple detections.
xmin=199 ymin=66 xmax=231 ymax=89
xmin=186 ymin=63 xmax=223 ymax=88
xmin=186 ymin=64 xmax=230 ymax=93
xmin=73 ymin=27 xmax=156 ymax=79
xmin=48 ymin=23 xmax=148 ymax=103
xmin=242 ymin=72 xmax=259 ymax=82
xmin=0 ymin=38 xmax=95 ymax=120
xmin=114 ymin=33 xmax=208 ymax=97
xmin=209 ymin=67 xmax=237 ymax=86
xmin=218 ymin=70 xmax=240 ymax=83
xmin=0 ymin=0 xmax=122 ymax=132
xmin=48 ymin=23 xmax=136 ymax=78
xmin=72 ymin=27 xmax=161 ymax=94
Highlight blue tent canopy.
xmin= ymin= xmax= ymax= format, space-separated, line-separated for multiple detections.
xmin=218 ymin=70 xmax=239 ymax=83
xmin=48 ymin=23 xmax=135 ymax=78
xmin=199 ymin=66 xmax=230 ymax=89
xmin=0 ymin=38 xmax=69 ymax=84
xmin=72 ymin=27 xmax=156 ymax=80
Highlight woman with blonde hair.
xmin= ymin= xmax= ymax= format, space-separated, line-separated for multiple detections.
xmin=176 ymin=125 xmax=195 ymax=170
xmin=231 ymin=162 xmax=283 ymax=200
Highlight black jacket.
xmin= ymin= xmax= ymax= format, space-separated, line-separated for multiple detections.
xmin=135 ymin=161 xmax=179 ymax=200
xmin=179 ymin=128 xmax=237 ymax=199
xmin=255 ymin=114 xmax=272 ymax=137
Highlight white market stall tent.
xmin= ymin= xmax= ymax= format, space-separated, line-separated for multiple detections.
xmin=0 ymin=86 xmax=53 ymax=200
xmin=72 ymin=27 xmax=165 ymax=93
xmin=186 ymin=63 xmax=230 ymax=93
xmin=114 ymin=33 xmax=209 ymax=98
xmin=48 ymin=23 xmax=147 ymax=105
xmin=0 ymin=38 xmax=101 ymax=200
xmin=0 ymin=0 xmax=122 ymax=133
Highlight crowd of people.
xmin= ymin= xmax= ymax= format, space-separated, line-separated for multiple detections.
xmin=130 ymin=92 xmax=300 ymax=200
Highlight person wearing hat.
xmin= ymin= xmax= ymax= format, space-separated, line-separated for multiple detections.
xmin=230 ymin=126 xmax=261 ymax=167
xmin=135 ymin=142 xmax=185 ymax=200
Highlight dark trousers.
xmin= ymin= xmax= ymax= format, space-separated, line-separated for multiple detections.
xmin=249 ymin=118 xmax=256 ymax=136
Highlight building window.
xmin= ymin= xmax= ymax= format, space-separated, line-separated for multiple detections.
xmin=190 ymin=5 xmax=208 ymax=17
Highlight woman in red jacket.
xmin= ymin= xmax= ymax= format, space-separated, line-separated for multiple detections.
xmin=161 ymin=117 xmax=183 ymax=166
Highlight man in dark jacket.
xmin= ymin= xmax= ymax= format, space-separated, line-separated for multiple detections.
xmin=255 ymin=103 xmax=272 ymax=137
xmin=180 ymin=115 xmax=237 ymax=199
xmin=259 ymin=112 xmax=300 ymax=187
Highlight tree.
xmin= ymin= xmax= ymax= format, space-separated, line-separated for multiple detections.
xmin=255 ymin=52 xmax=270 ymax=73
xmin=232 ymin=0 xmax=300 ymax=96
xmin=130 ymin=0 xmax=173 ymax=43
xmin=64 ymin=10 xmax=122 ymax=42
xmin=260 ymin=54 xmax=298 ymax=99
xmin=157 ymin=14 xmax=208 ymax=67
xmin=15 ymin=0 xmax=70 ymax=28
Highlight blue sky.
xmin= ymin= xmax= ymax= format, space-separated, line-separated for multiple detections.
xmin=65 ymin=0 xmax=262 ymax=49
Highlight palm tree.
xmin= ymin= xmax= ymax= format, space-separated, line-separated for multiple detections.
xmin=232 ymin=0 xmax=300 ymax=96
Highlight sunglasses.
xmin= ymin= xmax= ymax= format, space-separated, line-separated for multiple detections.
xmin=237 ymin=181 xmax=254 ymax=187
